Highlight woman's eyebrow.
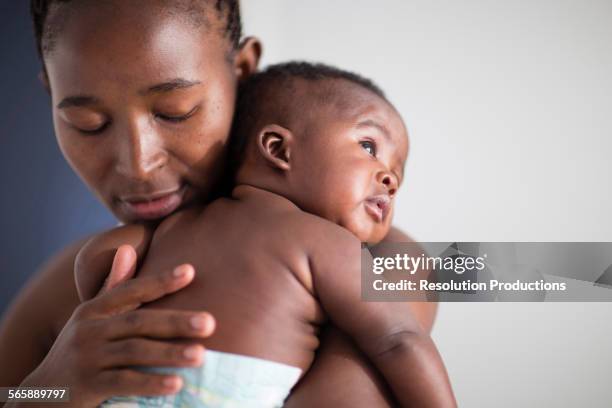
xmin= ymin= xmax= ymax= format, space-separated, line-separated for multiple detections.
xmin=57 ymin=95 xmax=98 ymax=109
xmin=56 ymin=79 xmax=202 ymax=108
xmin=142 ymin=78 xmax=202 ymax=95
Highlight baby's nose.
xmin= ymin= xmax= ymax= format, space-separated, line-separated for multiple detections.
xmin=378 ymin=171 xmax=398 ymax=196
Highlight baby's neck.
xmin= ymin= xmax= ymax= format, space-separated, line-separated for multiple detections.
xmin=231 ymin=184 xmax=300 ymax=210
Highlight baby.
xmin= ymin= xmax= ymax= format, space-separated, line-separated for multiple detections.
xmin=77 ymin=62 xmax=455 ymax=407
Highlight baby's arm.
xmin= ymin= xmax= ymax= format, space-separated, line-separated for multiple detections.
xmin=311 ymin=227 xmax=456 ymax=407
xmin=74 ymin=224 xmax=154 ymax=301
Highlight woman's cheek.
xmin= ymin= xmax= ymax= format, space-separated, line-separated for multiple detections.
xmin=178 ymin=115 xmax=228 ymax=160
xmin=169 ymin=125 xmax=227 ymax=191
xmin=56 ymin=131 xmax=89 ymax=173
xmin=54 ymin=125 xmax=111 ymax=191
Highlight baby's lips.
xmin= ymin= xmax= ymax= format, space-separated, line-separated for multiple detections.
xmin=365 ymin=194 xmax=391 ymax=221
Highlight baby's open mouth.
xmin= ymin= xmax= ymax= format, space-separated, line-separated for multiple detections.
xmin=364 ymin=194 xmax=391 ymax=222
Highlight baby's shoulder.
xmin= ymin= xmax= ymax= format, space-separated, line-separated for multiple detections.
xmin=276 ymin=209 xmax=360 ymax=251
xmin=77 ymin=223 xmax=153 ymax=261
xmin=75 ymin=223 xmax=154 ymax=300
xmin=215 ymin=187 xmax=359 ymax=251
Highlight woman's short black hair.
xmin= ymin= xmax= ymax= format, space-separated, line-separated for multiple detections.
xmin=30 ymin=0 xmax=242 ymax=61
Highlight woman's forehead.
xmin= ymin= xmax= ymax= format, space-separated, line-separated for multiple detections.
xmin=44 ymin=4 xmax=229 ymax=95
xmin=43 ymin=0 xmax=228 ymax=67
xmin=44 ymin=0 xmax=216 ymax=39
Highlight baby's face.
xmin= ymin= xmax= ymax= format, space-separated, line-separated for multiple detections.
xmin=291 ymin=85 xmax=408 ymax=243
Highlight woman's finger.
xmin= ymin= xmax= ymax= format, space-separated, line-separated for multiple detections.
xmin=100 ymin=309 xmax=216 ymax=340
xmin=97 ymin=369 xmax=184 ymax=399
xmin=80 ymin=264 xmax=195 ymax=318
xmin=101 ymin=339 xmax=205 ymax=369
xmin=99 ymin=245 xmax=138 ymax=295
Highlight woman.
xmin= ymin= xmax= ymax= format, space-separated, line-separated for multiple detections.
xmin=0 ymin=1 xmax=436 ymax=406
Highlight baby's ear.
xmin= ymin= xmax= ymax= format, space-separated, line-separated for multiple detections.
xmin=257 ymin=124 xmax=293 ymax=171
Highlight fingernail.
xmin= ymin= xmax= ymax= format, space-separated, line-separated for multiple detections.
xmin=190 ymin=316 xmax=207 ymax=330
xmin=183 ymin=345 xmax=202 ymax=360
xmin=173 ymin=265 xmax=188 ymax=278
xmin=163 ymin=376 xmax=181 ymax=389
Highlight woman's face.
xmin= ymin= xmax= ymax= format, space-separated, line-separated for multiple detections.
xmin=44 ymin=2 xmax=259 ymax=222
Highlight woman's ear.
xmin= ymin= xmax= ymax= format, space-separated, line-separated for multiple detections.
xmin=257 ymin=124 xmax=293 ymax=171
xmin=235 ymin=36 xmax=262 ymax=80
xmin=38 ymin=70 xmax=51 ymax=95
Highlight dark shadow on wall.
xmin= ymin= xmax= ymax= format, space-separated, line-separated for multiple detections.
xmin=0 ymin=2 xmax=115 ymax=314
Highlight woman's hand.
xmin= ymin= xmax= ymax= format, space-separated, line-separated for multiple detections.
xmin=15 ymin=247 xmax=215 ymax=408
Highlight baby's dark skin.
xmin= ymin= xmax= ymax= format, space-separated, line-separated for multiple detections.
xmin=77 ymin=79 xmax=456 ymax=406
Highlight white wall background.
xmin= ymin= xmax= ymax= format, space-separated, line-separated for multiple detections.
xmin=242 ymin=1 xmax=612 ymax=406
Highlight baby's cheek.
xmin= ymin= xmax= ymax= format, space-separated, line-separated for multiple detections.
xmin=337 ymin=208 xmax=370 ymax=242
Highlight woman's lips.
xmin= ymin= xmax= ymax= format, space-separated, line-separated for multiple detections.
xmin=119 ymin=186 xmax=186 ymax=220
xmin=364 ymin=195 xmax=391 ymax=223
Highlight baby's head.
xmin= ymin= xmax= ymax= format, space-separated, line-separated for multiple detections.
xmin=232 ymin=62 xmax=409 ymax=243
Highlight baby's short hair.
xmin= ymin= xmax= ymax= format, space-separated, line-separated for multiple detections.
xmin=229 ymin=61 xmax=387 ymax=174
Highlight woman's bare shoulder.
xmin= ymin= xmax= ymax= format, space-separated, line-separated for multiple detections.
xmin=36 ymin=238 xmax=91 ymax=325
xmin=0 ymin=237 xmax=90 ymax=386
xmin=1 ymin=237 xmax=89 ymax=348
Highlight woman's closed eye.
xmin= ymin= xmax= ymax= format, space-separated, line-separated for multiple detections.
xmin=59 ymin=108 xmax=110 ymax=135
xmin=359 ymin=140 xmax=377 ymax=157
xmin=77 ymin=122 xmax=110 ymax=135
xmin=155 ymin=106 xmax=199 ymax=123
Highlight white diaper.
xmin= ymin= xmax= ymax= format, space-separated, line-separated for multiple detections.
xmin=100 ymin=350 xmax=302 ymax=408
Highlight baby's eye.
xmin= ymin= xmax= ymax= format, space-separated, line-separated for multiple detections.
xmin=360 ymin=140 xmax=376 ymax=156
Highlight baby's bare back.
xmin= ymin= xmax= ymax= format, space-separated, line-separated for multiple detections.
xmin=136 ymin=186 xmax=325 ymax=372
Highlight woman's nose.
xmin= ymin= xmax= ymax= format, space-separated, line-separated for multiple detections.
xmin=115 ymin=119 xmax=168 ymax=180
xmin=377 ymin=170 xmax=398 ymax=196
